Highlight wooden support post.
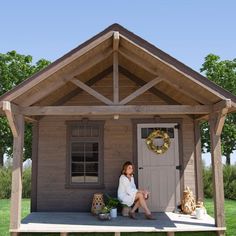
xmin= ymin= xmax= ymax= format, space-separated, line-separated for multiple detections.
xmin=114 ymin=232 xmax=121 ymax=236
xmin=30 ymin=122 xmax=39 ymax=212
xmin=167 ymin=232 xmax=175 ymax=236
xmin=10 ymin=233 xmax=20 ymax=236
xmin=194 ymin=120 xmax=204 ymax=201
xmin=9 ymin=114 xmax=25 ymax=231
xmin=209 ymin=113 xmax=225 ymax=230
xmin=60 ymin=233 xmax=68 ymax=236
xmin=113 ymin=31 xmax=119 ymax=104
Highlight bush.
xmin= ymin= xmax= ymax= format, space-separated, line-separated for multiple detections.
xmin=203 ymin=166 xmax=213 ymax=198
xmin=203 ymin=164 xmax=236 ymax=200
xmin=0 ymin=165 xmax=31 ymax=199
xmin=0 ymin=166 xmax=12 ymax=198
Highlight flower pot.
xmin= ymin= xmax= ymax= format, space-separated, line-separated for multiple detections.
xmin=122 ymin=206 xmax=131 ymax=216
xmin=98 ymin=213 xmax=111 ymax=221
xmin=195 ymin=207 xmax=204 ymax=219
xmin=110 ymin=208 xmax=117 ymax=218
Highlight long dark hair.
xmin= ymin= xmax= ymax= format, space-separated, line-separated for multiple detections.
xmin=121 ymin=161 xmax=134 ymax=176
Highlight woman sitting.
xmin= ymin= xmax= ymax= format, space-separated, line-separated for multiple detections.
xmin=117 ymin=161 xmax=156 ymax=220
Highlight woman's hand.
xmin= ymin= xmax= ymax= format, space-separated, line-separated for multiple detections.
xmin=143 ymin=190 xmax=150 ymax=199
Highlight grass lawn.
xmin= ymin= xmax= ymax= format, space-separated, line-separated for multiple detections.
xmin=0 ymin=199 xmax=235 ymax=236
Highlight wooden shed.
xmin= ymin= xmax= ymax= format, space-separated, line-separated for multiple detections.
xmin=0 ymin=24 xmax=236 ymax=236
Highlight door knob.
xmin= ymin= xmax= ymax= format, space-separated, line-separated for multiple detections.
xmin=139 ymin=167 xmax=143 ymax=170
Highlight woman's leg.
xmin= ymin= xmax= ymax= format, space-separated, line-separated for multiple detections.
xmin=131 ymin=200 xmax=140 ymax=213
xmin=131 ymin=192 xmax=151 ymax=215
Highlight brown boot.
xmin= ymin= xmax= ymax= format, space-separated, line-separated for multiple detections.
xmin=145 ymin=214 xmax=156 ymax=220
xmin=128 ymin=211 xmax=137 ymax=219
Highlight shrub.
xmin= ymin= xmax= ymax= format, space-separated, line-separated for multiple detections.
xmin=203 ymin=164 xmax=236 ymax=200
xmin=0 ymin=166 xmax=12 ymax=198
xmin=22 ymin=166 xmax=31 ymax=198
xmin=0 ymin=165 xmax=31 ymax=199
xmin=203 ymin=166 xmax=213 ymax=198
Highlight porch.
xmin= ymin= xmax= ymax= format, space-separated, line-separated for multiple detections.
xmin=11 ymin=212 xmax=225 ymax=235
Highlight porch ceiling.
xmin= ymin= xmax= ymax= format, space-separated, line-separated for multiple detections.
xmin=0 ymin=23 xmax=236 ymax=114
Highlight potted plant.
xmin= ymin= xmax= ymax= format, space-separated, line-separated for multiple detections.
xmin=105 ymin=194 xmax=121 ymax=218
xmin=98 ymin=206 xmax=111 ymax=220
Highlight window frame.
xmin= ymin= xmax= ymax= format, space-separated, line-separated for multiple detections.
xmin=65 ymin=120 xmax=105 ymax=189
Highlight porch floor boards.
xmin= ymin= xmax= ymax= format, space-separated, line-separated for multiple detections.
xmin=12 ymin=212 xmax=225 ymax=233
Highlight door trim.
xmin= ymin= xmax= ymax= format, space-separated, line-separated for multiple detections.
xmin=131 ymin=118 xmax=184 ymax=198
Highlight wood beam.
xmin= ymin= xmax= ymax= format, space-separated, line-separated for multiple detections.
xmin=209 ymin=113 xmax=225 ymax=229
xmin=2 ymin=101 xmax=21 ymax=137
xmin=213 ymin=99 xmax=231 ymax=112
xmin=119 ymin=77 xmax=162 ymax=105
xmin=215 ymin=108 xmax=228 ymax=136
xmin=9 ymin=114 xmax=24 ymax=230
xmin=3 ymin=31 xmax=114 ymax=102
xmin=120 ymin=34 xmax=227 ymax=100
xmin=22 ymin=105 xmax=211 ymax=116
xmin=113 ymin=31 xmax=119 ymax=51
xmin=113 ymin=51 xmax=119 ymax=104
xmin=22 ymin=49 xmax=112 ymax=106
xmin=119 ymin=66 xmax=180 ymax=105
xmin=120 ymin=48 xmax=209 ymax=105
xmin=71 ymin=78 xmax=113 ymax=105
xmin=53 ymin=66 xmax=113 ymax=106
xmin=113 ymin=32 xmax=120 ymax=104
xmin=194 ymin=120 xmax=204 ymax=202
xmin=212 ymin=99 xmax=231 ymax=135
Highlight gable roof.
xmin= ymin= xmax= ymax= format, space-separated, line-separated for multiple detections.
xmin=0 ymin=23 xmax=236 ymax=112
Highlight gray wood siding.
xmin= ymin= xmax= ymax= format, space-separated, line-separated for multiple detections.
xmin=36 ymin=115 xmax=196 ymax=212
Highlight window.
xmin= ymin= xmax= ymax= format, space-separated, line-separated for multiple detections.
xmin=66 ymin=120 xmax=104 ymax=188
xmin=141 ymin=127 xmax=174 ymax=139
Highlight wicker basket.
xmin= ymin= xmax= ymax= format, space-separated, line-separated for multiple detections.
xmin=91 ymin=193 xmax=105 ymax=215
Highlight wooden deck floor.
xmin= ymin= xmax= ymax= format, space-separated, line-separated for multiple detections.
xmin=11 ymin=212 xmax=225 ymax=234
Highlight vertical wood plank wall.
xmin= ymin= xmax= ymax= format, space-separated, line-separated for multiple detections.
xmin=36 ymin=115 xmax=196 ymax=211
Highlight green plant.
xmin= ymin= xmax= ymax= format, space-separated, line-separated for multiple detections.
xmin=100 ymin=206 xmax=110 ymax=214
xmin=105 ymin=194 xmax=121 ymax=209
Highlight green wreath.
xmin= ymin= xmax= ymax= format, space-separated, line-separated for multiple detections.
xmin=145 ymin=129 xmax=171 ymax=155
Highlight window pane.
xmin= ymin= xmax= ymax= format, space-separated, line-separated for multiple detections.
xmin=72 ymin=153 xmax=84 ymax=162
xmin=85 ymin=126 xmax=92 ymax=137
xmin=85 ymin=173 xmax=98 ymax=183
xmin=85 ymin=143 xmax=98 ymax=152
xmin=91 ymin=127 xmax=99 ymax=137
xmin=85 ymin=163 xmax=98 ymax=173
xmin=141 ymin=128 xmax=147 ymax=139
xmin=85 ymin=152 xmax=98 ymax=162
xmin=72 ymin=163 xmax=84 ymax=172
xmin=72 ymin=143 xmax=84 ymax=152
xmin=72 ymin=173 xmax=84 ymax=183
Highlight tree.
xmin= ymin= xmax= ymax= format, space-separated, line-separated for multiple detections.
xmin=0 ymin=51 xmax=50 ymax=166
xmin=200 ymin=54 xmax=236 ymax=165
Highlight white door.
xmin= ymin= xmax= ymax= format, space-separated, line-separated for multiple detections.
xmin=137 ymin=123 xmax=180 ymax=212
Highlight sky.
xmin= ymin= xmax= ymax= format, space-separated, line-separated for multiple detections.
xmin=1 ymin=0 xmax=236 ymax=165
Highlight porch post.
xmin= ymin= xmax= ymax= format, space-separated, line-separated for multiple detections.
xmin=10 ymin=114 xmax=24 ymax=231
xmin=209 ymin=113 xmax=225 ymax=235
xmin=194 ymin=120 xmax=204 ymax=201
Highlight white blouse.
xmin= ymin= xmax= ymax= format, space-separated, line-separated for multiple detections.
xmin=117 ymin=174 xmax=138 ymax=207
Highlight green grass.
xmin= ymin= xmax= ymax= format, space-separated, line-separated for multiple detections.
xmin=0 ymin=199 xmax=235 ymax=236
